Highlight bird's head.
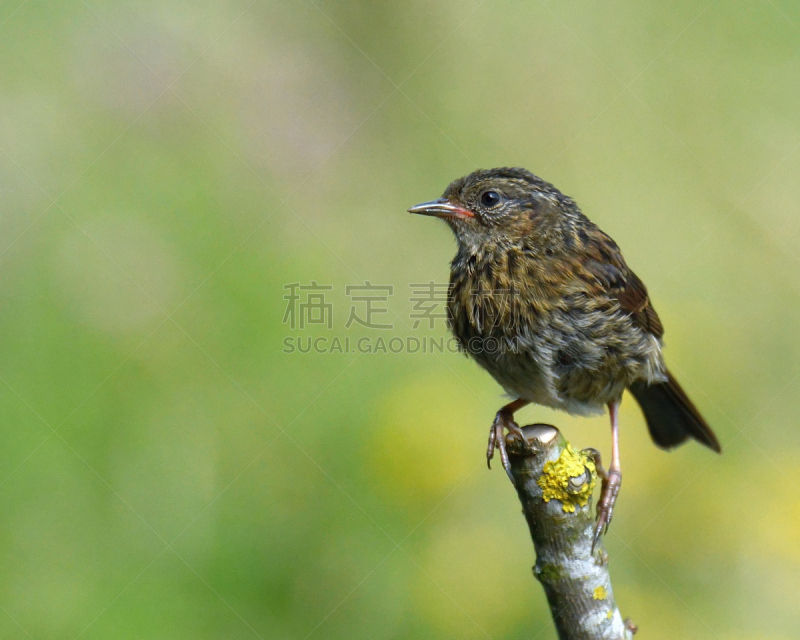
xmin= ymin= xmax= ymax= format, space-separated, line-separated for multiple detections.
xmin=408 ymin=167 xmax=578 ymax=253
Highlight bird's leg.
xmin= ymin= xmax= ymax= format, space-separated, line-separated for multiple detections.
xmin=486 ymin=398 xmax=530 ymax=482
xmin=593 ymin=401 xmax=622 ymax=550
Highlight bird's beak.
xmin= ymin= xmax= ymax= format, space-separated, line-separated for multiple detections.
xmin=407 ymin=198 xmax=475 ymax=220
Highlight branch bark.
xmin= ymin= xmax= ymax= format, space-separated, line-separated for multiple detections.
xmin=507 ymin=424 xmax=636 ymax=640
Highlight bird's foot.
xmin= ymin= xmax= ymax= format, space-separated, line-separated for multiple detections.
xmin=486 ymin=410 xmax=531 ymax=483
xmin=581 ymin=448 xmax=606 ymax=479
xmin=592 ymin=467 xmax=621 ymax=552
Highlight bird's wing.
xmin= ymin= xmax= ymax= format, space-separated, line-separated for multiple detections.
xmin=578 ymin=228 xmax=664 ymax=338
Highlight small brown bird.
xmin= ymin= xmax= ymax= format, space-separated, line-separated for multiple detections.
xmin=409 ymin=167 xmax=720 ymax=544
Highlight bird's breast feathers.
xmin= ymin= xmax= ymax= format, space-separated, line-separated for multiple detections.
xmin=447 ymin=247 xmax=665 ymax=410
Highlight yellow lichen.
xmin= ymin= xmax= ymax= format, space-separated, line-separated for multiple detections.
xmin=536 ymin=444 xmax=596 ymax=513
xmin=593 ymin=586 xmax=607 ymax=601
xmin=606 ymin=609 xmax=613 ymax=619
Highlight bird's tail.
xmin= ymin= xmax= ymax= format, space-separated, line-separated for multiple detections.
xmin=629 ymin=370 xmax=721 ymax=453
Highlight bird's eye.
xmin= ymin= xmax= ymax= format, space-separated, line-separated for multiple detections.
xmin=480 ymin=190 xmax=501 ymax=208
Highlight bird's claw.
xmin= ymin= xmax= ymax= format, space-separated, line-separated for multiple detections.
xmin=486 ymin=411 xmax=533 ymax=483
xmin=580 ymin=448 xmax=606 ymax=481
xmin=592 ymin=468 xmax=622 ymax=552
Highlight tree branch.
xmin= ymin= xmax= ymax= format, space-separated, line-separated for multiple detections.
xmin=507 ymin=424 xmax=636 ymax=640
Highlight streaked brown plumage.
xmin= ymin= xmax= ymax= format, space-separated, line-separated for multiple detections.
xmin=409 ymin=167 xmax=720 ymax=545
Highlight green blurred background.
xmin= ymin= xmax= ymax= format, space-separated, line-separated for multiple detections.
xmin=1 ymin=1 xmax=799 ymax=638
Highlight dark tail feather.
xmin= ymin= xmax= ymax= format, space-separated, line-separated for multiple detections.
xmin=629 ymin=370 xmax=721 ymax=453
